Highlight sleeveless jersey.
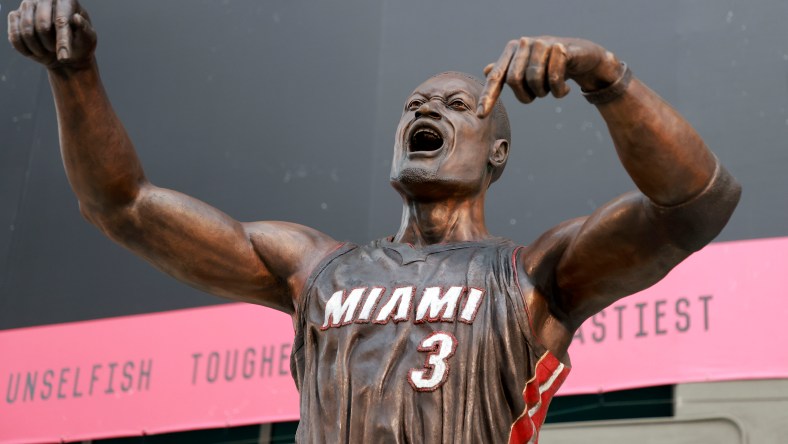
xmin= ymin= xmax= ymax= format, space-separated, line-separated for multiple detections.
xmin=290 ymin=238 xmax=570 ymax=443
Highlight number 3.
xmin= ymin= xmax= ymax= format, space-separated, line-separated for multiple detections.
xmin=408 ymin=331 xmax=458 ymax=391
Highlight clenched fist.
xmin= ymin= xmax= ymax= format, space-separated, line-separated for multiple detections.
xmin=7 ymin=0 xmax=96 ymax=70
xmin=477 ymin=36 xmax=623 ymax=117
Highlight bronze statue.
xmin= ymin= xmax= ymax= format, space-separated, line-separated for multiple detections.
xmin=8 ymin=1 xmax=740 ymax=442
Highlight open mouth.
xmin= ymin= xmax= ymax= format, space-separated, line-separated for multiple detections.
xmin=409 ymin=126 xmax=444 ymax=153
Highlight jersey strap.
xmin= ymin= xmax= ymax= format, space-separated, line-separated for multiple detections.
xmin=508 ymin=351 xmax=571 ymax=444
xmin=290 ymin=241 xmax=357 ymax=390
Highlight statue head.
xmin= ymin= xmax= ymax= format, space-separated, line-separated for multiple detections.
xmin=390 ymin=72 xmax=511 ymax=202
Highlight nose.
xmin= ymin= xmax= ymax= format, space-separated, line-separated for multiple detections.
xmin=415 ymin=102 xmax=441 ymax=120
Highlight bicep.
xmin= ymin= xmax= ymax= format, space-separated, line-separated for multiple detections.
xmin=555 ymin=163 xmax=740 ymax=326
xmin=554 ymin=192 xmax=689 ymax=326
xmin=87 ymin=184 xmax=337 ymax=313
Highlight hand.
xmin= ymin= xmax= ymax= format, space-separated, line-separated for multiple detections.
xmin=477 ymin=36 xmax=621 ymax=117
xmin=7 ymin=0 xmax=97 ymax=71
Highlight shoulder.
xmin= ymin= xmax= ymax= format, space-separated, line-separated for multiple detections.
xmin=512 ymin=219 xmax=588 ymax=360
xmin=518 ymin=217 xmax=586 ymax=294
xmin=244 ymin=221 xmax=344 ymax=304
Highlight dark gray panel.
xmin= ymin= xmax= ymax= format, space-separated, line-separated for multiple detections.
xmin=0 ymin=39 xmax=44 ymax=294
xmin=0 ymin=0 xmax=382 ymax=328
xmin=673 ymin=0 xmax=788 ymax=241
xmin=2 ymin=0 xmax=786 ymax=329
xmin=369 ymin=0 xmax=788 ymax=245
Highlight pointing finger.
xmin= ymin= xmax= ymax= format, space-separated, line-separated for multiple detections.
xmin=477 ymin=40 xmax=517 ymax=118
xmin=55 ymin=0 xmax=76 ymax=61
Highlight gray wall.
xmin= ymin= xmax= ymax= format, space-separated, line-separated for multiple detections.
xmin=542 ymin=379 xmax=788 ymax=443
xmin=2 ymin=0 xmax=787 ymax=329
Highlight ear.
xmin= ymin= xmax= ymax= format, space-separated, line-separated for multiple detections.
xmin=489 ymin=139 xmax=509 ymax=168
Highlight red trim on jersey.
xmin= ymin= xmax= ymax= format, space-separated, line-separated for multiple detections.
xmin=508 ymin=351 xmax=570 ymax=444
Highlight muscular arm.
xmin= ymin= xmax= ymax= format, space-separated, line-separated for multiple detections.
xmin=9 ymin=1 xmax=339 ymax=313
xmin=547 ymin=73 xmax=740 ymax=327
xmin=479 ymin=37 xmax=740 ymax=347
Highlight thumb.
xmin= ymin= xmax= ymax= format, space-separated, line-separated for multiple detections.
xmin=72 ymin=13 xmax=96 ymax=42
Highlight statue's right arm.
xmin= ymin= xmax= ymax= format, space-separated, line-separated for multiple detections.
xmin=7 ymin=0 xmax=340 ymax=314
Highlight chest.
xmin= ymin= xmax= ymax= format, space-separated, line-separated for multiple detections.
xmin=306 ymin=245 xmax=509 ymax=330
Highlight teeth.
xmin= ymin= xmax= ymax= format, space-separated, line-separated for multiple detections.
xmin=414 ymin=128 xmax=440 ymax=138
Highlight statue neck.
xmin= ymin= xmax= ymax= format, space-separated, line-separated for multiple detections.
xmin=392 ymin=195 xmax=491 ymax=247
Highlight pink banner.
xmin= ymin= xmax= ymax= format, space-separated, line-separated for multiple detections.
xmin=0 ymin=305 xmax=300 ymax=443
xmin=562 ymin=236 xmax=788 ymax=394
xmin=1 ymin=236 xmax=787 ymax=442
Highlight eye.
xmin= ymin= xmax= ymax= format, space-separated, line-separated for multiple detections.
xmin=407 ymin=99 xmax=424 ymax=111
xmin=449 ymin=99 xmax=469 ymax=111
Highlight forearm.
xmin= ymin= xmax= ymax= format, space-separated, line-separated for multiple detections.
xmin=478 ymin=37 xmax=721 ymax=208
xmin=592 ymin=70 xmax=717 ymax=206
xmin=49 ymin=59 xmax=146 ymax=211
xmin=588 ymin=64 xmax=741 ymax=249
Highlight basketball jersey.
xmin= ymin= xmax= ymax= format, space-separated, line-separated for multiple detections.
xmin=290 ymin=238 xmax=570 ymax=443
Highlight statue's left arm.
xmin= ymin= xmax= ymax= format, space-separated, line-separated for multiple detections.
xmin=479 ymin=37 xmax=741 ymax=346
